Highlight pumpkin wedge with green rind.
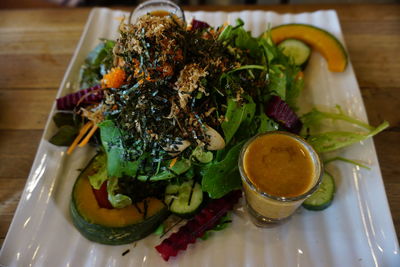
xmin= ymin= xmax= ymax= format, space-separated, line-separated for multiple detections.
xmin=270 ymin=23 xmax=348 ymax=72
xmin=70 ymin=154 xmax=169 ymax=245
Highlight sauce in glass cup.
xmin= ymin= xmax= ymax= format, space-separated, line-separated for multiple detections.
xmin=239 ymin=131 xmax=323 ymax=226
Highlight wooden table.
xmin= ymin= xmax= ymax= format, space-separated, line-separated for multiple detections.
xmin=0 ymin=4 xmax=399 ymax=248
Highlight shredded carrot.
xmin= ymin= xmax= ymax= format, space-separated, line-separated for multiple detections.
xmin=67 ymin=121 xmax=93 ymax=155
xmin=78 ymin=124 xmax=99 ymax=147
xmin=169 ymin=157 xmax=178 ymax=168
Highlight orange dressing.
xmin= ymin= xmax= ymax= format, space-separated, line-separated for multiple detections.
xmin=243 ymin=134 xmax=314 ymax=198
xmin=150 ymin=10 xmax=170 ymax=17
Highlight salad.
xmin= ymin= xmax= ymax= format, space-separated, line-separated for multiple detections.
xmin=50 ymin=9 xmax=388 ymax=261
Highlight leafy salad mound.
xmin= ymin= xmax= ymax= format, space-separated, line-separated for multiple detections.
xmin=52 ymin=13 xmax=388 ymax=240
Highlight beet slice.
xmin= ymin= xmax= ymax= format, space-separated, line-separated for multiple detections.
xmin=92 ymin=181 xmax=113 ymax=209
xmin=155 ymin=190 xmax=242 ymax=261
xmin=191 ymin=19 xmax=210 ymax=30
xmin=265 ymin=95 xmax=302 ymax=134
xmin=56 ymin=85 xmax=103 ymax=110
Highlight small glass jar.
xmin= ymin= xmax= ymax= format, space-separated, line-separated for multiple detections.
xmin=130 ymin=0 xmax=185 ymax=24
xmin=238 ymin=131 xmax=323 ymax=227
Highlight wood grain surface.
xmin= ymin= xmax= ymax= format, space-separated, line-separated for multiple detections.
xmin=0 ymin=4 xmax=399 ymax=249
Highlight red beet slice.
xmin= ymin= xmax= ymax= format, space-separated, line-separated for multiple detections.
xmin=191 ymin=19 xmax=210 ymax=30
xmin=56 ymin=85 xmax=103 ymax=110
xmin=92 ymin=181 xmax=113 ymax=209
xmin=265 ymin=95 xmax=302 ymax=134
xmin=155 ymin=190 xmax=242 ymax=261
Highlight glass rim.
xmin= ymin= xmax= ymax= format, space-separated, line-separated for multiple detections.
xmin=238 ymin=131 xmax=324 ymax=203
xmin=130 ymin=0 xmax=186 ymax=24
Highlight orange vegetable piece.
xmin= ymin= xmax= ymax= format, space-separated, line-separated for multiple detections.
xmin=270 ymin=24 xmax=348 ymax=72
xmin=101 ymin=67 xmax=126 ymax=88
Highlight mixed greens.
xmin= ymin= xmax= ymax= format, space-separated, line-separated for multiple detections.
xmin=52 ymin=12 xmax=388 ymax=253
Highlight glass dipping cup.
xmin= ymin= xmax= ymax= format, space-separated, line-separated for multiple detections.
xmin=130 ymin=0 xmax=185 ymax=24
xmin=238 ymin=131 xmax=323 ymax=227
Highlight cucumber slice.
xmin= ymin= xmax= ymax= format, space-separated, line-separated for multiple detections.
xmin=165 ymin=181 xmax=203 ymax=216
xmin=278 ymin=39 xmax=311 ymax=67
xmin=302 ymin=172 xmax=335 ymax=211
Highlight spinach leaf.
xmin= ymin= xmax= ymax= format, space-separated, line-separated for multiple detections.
xmin=201 ymin=140 xmax=245 ymax=199
xmin=52 ymin=112 xmax=76 ymax=128
xmin=98 ymin=120 xmax=139 ymax=177
xmin=49 ymin=125 xmax=78 ymax=146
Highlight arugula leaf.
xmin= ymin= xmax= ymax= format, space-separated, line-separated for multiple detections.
xmin=258 ymin=32 xmax=303 ymax=109
xmin=302 ymin=106 xmax=374 ymax=131
xmin=235 ymin=95 xmax=257 ymax=140
xmin=221 ymin=97 xmax=256 ymax=145
xmin=256 ymin=113 xmax=279 ymax=133
xmin=98 ymin=120 xmax=140 ymax=177
xmin=201 ymin=141 xmax=245 ymax=199
xmin=268 ymin=65 xmax=286 ymax=100
xmin=308 ymin=121 xmax=389 ymax=153
xmin=218 ymin=19 xmax=261 ymax=58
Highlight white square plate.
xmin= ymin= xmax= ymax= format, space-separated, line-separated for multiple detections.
xmin=1 ymin=8 xmax=399 ymax=267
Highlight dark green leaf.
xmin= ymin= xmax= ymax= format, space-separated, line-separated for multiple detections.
xmin=201 ymin=141 xmax=245 ymax=199
xmin=52 ymin=112 xmax=75 ymax=128
xmin=49 ymin=125 xmax=78 ymax=146
xmin=257 ymin=113 xmax=279 ymax=133
xmin=98 ymin=120 xmax=140 ymax=177
xmin=222 ymin=97 xmax=255 ymax=145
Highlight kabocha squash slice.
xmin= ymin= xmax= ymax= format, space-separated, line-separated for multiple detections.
xmin=70 ymin=154 xmax=169 ymax=245
xmin=270 ymin=23 xmax=348 ymax=72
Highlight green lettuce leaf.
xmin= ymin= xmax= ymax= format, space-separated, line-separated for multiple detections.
xmin=88 ymin=153 xmax=108 ymax=190
xmin=107 ymin=176 xmax=132 ymax=209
